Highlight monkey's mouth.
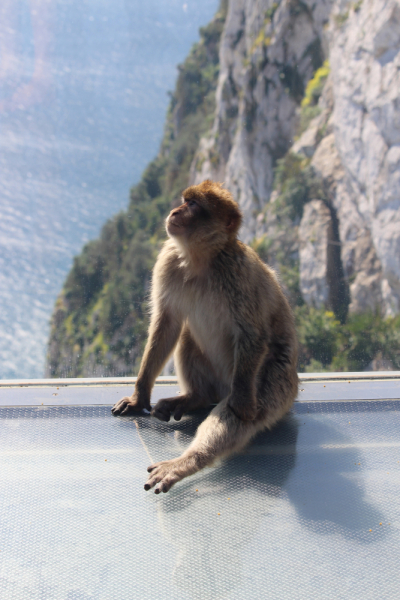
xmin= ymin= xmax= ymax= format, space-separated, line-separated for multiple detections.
xmin=166 ymin=216 xmax=183 ymax=234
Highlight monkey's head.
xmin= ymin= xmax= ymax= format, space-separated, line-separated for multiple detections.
xmin=166 ymin=180 xmax=242 ymax=253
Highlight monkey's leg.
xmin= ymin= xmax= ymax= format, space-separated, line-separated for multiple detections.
xmin=145 ymin=399 xmax=262 ymax=493
xmin=256 ymin=355 xmax=299 ymax=428
xmin=152 ymin=327 xmax=221 ymax=422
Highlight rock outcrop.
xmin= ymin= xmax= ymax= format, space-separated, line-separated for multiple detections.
xmin=299 ymin=200 xmax=335 ymax=309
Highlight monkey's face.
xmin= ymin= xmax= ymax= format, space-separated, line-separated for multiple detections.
xmin=166 ymin=181 xmax=243 ymax=249
xmin=166 ymin=197 xmax=209 ymax=238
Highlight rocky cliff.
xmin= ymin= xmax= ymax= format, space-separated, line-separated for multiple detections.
xmin=46 ymin=0 xmax=400 ymax=376
xmin=192 ymin=0 xmax=400 ymax=318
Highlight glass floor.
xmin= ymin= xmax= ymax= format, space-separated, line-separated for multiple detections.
xmin=0 ymin=375 xmax=399 ymax=599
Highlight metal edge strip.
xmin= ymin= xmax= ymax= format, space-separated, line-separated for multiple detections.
xmin=0 ymin=372 xmax=399 ymax=388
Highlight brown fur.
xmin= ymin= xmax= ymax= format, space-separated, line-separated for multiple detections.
xmin=112 ymin=180 xmax=298 ymax=493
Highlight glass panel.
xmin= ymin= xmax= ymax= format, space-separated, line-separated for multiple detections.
xmin=1 ymin=0 xmax=399 ymax=380
xmin=1 ymin=401 xmax=399 ymax=599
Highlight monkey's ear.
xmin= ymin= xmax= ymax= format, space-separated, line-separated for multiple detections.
xmin=226 ymin=211 xmax=242 ymax=233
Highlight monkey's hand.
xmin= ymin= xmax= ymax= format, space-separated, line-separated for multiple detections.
xmin=227 ymin=395 xmax=258 ymax=422
xmin=144 ymin=457 xmax=192 ymax=493
xmin=111 ymin=391 xmax=151 ymax=416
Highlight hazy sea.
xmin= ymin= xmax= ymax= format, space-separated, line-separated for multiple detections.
xmin=0 ymin=0 xmax=219 ymax=379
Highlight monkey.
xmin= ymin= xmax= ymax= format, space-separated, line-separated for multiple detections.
xmin=112 ymin=179 xmax=298 ymax=493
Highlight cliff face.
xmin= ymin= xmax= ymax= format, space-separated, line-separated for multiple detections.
xmin=47 ymin=0 xmax=400 ymax=377
xmin=328 ymin=0 xmax=400 ymax=316
xmin=192 ymin=0 xmax=400 ymax=317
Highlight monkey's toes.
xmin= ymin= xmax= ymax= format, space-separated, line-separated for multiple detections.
xmin=152 ymin=397 xmax=186 ymax=422
xmin=151 ymin=406 xmax=171 ymax=422
xmin=144 ymin=461 xmax=180 ymax=493
xmin=173 ymin=406 xmax=184 ymax=421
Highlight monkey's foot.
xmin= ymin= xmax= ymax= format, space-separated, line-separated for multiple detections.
xmin=111 ymin=396 xmax=150 ymax=416
xmin=151 ymin=395 xmax=190 ymax=422
xmin=144 ymin=457 xmax=191 ymax=493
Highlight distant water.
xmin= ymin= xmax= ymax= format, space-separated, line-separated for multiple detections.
xmin=0 ymin=0 xmax=219 ymax=379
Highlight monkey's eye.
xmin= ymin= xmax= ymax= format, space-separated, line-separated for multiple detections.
xmin=186 ymin=200 xmax=197 ymax=208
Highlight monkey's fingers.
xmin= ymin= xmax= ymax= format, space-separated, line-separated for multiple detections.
xmin=111 ymin=403 xmax=124 ymax=415
xmin=111 ymin=397 xmax=145 ymax=416
xmin=111 ymin=398 xmax=132 ymax=415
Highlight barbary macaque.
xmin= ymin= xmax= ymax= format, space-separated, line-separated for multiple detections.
xmin=112 ymin=180 xmax=298 ymax=493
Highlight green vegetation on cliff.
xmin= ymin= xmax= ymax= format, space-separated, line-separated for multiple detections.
xmin=296 ymin=308 xmax=400 ymax=372
xmin=47 ymin=2 xmax=228 ymax=377
xmin=299 ymin=60 xmax=330 ymax=133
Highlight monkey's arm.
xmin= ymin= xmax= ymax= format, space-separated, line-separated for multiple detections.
xmin=227 ymin=332 xmax=268 ymax=421
xmin=111 ymin=309 xmax=182 ymax=416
